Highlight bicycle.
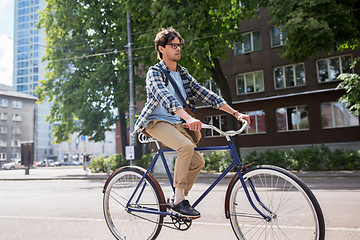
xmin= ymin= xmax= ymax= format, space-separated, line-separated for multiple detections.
xmin=102 ymin=121 xmax=325 ymax=240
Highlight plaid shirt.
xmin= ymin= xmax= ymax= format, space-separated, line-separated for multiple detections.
xmin=132 ymin=60 xmax=226 ymax=135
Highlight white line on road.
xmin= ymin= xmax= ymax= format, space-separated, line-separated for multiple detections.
xmin=1 ymin=215 xmax=359 ymax=232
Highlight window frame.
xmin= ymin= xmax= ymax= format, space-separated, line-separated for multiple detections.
xmin=273 ymin=63 xmax=306 ymax=89
xmin=236 ymin=70 xmax=264 ymax=95
xmin=321 ymin=102 xmax=359 ymax=129
xmin=1 ymin=99 xmax=8 ymax=107
xmin=243 ymin=110 xmax=266 ymax=134
xmin=270 ymin=26 xmax=287 ymax=48
xmin=202 ymin=115 xmax=227 ymax=137
xmin=234 ymin=30 xmax=262 ymax=55
xmin=276 ymin=105 xmax=309 ymax=132
xmin=316 ymin=55 xmax=353 ymax=83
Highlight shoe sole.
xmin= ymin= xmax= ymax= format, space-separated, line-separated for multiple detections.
xmin=169 ymin=208 xmax=201 ymax=219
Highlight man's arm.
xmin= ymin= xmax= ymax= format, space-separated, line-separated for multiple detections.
xmin=219 ymin=104 xmax=251 ymax=126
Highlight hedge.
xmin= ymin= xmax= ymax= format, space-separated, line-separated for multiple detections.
xmin=89 ymin=153 xmax=154 ymax=173
xmin=90 ymin=145 xmax=360 ymax=173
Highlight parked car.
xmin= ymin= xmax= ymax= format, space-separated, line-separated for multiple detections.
xmin=48 ymin=160 xmax=55 ymax=167
xmin=2 ymin=160 xmax=24 ymax=170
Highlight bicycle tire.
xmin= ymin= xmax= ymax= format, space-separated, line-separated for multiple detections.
xmin=103 ymin=166 xmax=165 ymax=240
xmin=228 ymin=165 xmax=325 ymax=240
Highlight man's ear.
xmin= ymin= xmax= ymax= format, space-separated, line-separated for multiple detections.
xmin=158 ymin=45 xmax=164 ymax=54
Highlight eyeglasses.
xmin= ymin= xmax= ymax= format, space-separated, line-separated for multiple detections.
xmin=165 ymin=43 xmax=184 ymax=49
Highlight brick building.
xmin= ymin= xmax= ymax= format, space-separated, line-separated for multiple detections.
xmin=195 ymin=10 xmax=360 ymax=155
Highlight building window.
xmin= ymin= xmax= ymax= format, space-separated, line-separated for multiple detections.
xmin=276 ymin=106 xmax=309 ymax=132
xmin=1 ymin=99 xmax=8 ymax=107
xmin=235 ymin=31 xmax=262 ymax=55
xmin=0 ymin=127 xmax=7 ymax=134
xmin=12 ymin=140 xmax=21 ymax=147
xmin=274 ymin=63 xmax=306 ymax=89
xmin=12 ymin=127 xmax=22 ymax=134
xmin=236 ymin=71 xmax=264 ymax=95
xmin=317 ymin=55 xmax=353 ymax=83
xmin=244 ymin=110 xmax=266 ymax=134
xmin=203 ymin=115 xmax=227 ymax=137
xmin=0 ymin=153 xmax=6 ymax=160
xmin=11 ymin=153 xmax=21 ymax=161
xmin=12 ymin=114 xmax=22 ymax=122
xmin=204 ymin=79 xmax=221 ymax=96
xmin=321 ymin=102 xmax=359 ymax=128
xmin=0 ymin=113 xmax=7 ymax=121
xmin=270 ymin=26 xmax=287 ymax=47
xmin=0 ymin=140 xmax=7 ymax=147
xmin=12 ymin=101 xmax=23 ymax=109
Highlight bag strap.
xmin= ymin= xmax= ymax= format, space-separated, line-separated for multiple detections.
xmin=156 ymin=67 xmax=187 ymax=107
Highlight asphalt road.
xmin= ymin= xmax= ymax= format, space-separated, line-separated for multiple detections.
xmin=0 ymin=171 xmax=359 ymax=240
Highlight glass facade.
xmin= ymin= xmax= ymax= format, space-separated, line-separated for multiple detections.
xmin=13 ymin=0 xmax=53 ymax=162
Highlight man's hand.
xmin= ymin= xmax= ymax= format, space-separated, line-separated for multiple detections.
xmin=234 ymin=112 xmax=251 ymax=126
xmin=183 ymin=117 xmax=202 ymax=131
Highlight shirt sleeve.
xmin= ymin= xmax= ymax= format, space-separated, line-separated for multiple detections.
xmin=186 ymin=71 xmax=227 ymax=109
xmin=146 ymin=67 xmax=183 ymax=113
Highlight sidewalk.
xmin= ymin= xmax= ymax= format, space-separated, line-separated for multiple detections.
xmin=0 ymin=166 xmax=359 ymax=181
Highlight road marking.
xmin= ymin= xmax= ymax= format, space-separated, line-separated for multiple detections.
xmin=1 ymin=215 xmax=359 ymax=232
xmin=0 ymin=215 xmax=104 ymax=222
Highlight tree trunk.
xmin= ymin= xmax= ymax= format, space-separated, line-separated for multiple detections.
xmin=118 ymin=110 xmax=128 ymax=155
xmin=210 ymin=57 xmax=241 ymax=158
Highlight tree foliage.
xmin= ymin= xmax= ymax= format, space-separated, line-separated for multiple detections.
xmin=242 ymin=0 xmax=360 ymax=116
xmin=243 ymin=0 xmax=360 ymax=62
xmin=337 ymin=59 xmax=360 ymax=116
xmin=37 ymin=0 xmax=256 ymax=143
xmin=37 ymin=0 xmax=144 ymax=143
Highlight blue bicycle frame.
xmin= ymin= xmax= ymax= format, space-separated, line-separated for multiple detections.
xmin=126 ymin=140 xmax=271 ymax=221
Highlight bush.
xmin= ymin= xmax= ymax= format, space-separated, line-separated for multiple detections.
xmin=203 ymin=151 xmax=233 ymax=172
xmin=243 ymin=149 xmax=287 ymax=168
xmin=89 ymin=155 xmax=107 ymax=173
xmin=137 ymin=153 xmax=154 ymax=169
xmin=108 ymin=154 xmax=127 ymax=171
xmin=89 ymin=153 xmax=155 ymax=173
xmin=89 ymin=154 xmax=127 ymax=173
xmin=242 ymin=145 xmax=360 ymax=171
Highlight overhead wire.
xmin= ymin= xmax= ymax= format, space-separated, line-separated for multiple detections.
xmin=11 ymin=7 xmax=360 ymax=63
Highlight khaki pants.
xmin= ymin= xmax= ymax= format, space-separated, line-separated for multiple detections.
xmin=145 ymin=120 xmax=205 ymax=196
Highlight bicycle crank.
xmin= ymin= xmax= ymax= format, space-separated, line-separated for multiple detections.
xmin=170 ymin=215 xmax=192 ymax=231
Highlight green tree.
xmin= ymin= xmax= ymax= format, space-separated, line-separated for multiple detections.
xmin=243 ymin=0 xmax=360 ymax=116
xmin=37 ymin=0 xmax=145 ymax=146
xmin=126 ymin=0 xmax=256 ymax=152
xmin=243 ymin=0 xmax=360 ymax=62
xmin=337 ymin=62 xmax=360 ymax=116
xmin=37 ymin=0 xmax=256 ymax=151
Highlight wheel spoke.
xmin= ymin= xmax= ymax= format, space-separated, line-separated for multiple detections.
xmin=228 ymin=166 xmax=325 ymax=240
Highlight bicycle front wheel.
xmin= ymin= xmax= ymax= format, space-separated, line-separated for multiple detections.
xmin=103 ymin=167 xmax=165 ymax=240
xmin=228 ymin=165 xmax=325 ymax=240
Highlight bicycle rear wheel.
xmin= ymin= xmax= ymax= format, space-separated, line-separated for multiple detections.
xmin=228 ymin=165 xmax=325 ymax=240
xmin=103 ymin=167 xmax=165 ymax=240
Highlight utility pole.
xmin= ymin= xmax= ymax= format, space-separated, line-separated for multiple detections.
xmin=127 ymin=11 xmax=136 ymax=166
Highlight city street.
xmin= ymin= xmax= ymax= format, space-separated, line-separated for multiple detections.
xmin=0 ymin=168 xmax=359 ymax=240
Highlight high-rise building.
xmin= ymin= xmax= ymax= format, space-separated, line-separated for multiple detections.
xmin=13 ymin=0 xmax=53 ymax=162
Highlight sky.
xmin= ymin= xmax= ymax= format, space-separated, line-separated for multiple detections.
xmin=0 ymin=0 xmax=14 ymax=87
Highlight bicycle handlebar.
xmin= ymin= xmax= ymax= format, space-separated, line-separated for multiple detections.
xmin=138 ymin=120 xmax=248 ymax=144
xmin=201 ymin=120 xmax=248 ymax=137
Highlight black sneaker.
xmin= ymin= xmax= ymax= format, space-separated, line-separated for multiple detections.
xmin=171 ymin=200 xmax=201 ymax=217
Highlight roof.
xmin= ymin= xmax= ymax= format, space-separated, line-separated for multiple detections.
xmin=0 ymin=90 xmax=37 ymax=101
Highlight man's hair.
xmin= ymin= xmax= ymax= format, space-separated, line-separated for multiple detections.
xmin=154 ymin=28 xmax=184 ymax=60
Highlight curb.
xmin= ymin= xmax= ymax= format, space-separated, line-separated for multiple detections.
xmin=1 ymin=170 xmax=359 ymax=181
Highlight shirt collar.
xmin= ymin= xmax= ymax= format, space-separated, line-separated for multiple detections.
xmin=158 ymin=60 xmax=183 ymax=73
